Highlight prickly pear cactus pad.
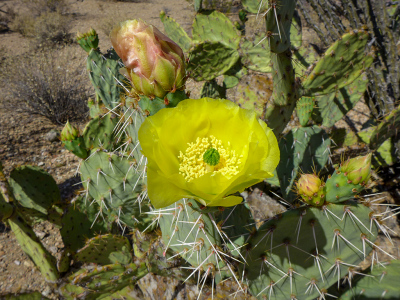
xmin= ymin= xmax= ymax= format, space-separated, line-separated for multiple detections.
xmin=244 ymin=202 xmax=379 ymax=300
xmin=187 ymin=41 xmax=240 ymax=81
xmin=80 ymin=148 xmax=153 ymax=230
xmin=9 ymin=165 xmax=60 ymax=215
xmin=138 ymin=97 xmax=280 ymax=208
xmin=277 ymin=126 xmax=331 ymax=201
xmin=192 ymin=10 xmax=241 ymax=50
xmin=160 ymin=11 xmax=192 ymax=53
xmin=302 ymin=30 xmax=374 ymax=96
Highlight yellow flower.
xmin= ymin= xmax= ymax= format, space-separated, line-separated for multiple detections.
xmin=138 ymin=98 xmax=280 ymax=209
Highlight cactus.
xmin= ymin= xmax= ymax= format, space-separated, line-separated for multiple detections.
xmin=302 ymin=30 xmax=374 ymax=96
xmin=60 ymin=262 xmax=148 ymax=299
xmin=325 ymin=154 xmax=372 ymax=203
xmin=265 ymin=0 xmax=297 ymax=53
xmin=77 ymin=28 xmax=99 ymax=52
xmin=8 ymin=165 xmax=61 ymax=215
xmin=340 ymin=260 xmax=400 ymax=299
xmin=200 ymin=79 xmax=227 ymax=99
xmin=192 ymin=10 xmax=241 ymax=50
xmin=312 ymin=74 xmax=369 ymax=128
xmin=159 ymin=11 xmax=192 ymax=53
xmin=276 ymin=126 xmax=331 ymax=201
xmin=241 ymin=33 xmax=272 ymax=73
xmin=187 ymin=41 xmax=240 ymax=81
xmin=296 ymin=96 xmax=314 ymax=126
xmin=75 ymin=234 xmax=132 ymax=265
xmin=244 ymin=201 xmax=379 ymax=300
xmin=369 ymin=104 xmax=400 ymax=150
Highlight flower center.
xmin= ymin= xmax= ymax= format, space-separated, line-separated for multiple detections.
xmin=203 ymin=148 xmax=220 ymax=166
xmin=178 ymin=135 xmax=241 ymax=182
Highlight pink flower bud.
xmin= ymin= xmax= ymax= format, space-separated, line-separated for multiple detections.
xmin=110 ymin=19 xmax=186 ymax=98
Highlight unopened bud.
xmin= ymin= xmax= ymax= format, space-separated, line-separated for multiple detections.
xmin=340 ymin=153 xmax=372 ymax=185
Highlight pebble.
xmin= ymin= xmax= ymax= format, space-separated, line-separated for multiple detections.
xmin=23 ymin=260 xmax=34 ymax=268
xmin=0 ymin=251 xmax=5 ymax=257
xmin=45 ymin=130 xmax=60 ymax=142
xmin=49 ymin=246 xmax=58 ymax=254
xmin=14 ymin=260 xmax=21 ymax=266
xmin=34 ymin=230 xmax=46 ymax=239
xmin=38 ymin=162 xmax=44 ymax=166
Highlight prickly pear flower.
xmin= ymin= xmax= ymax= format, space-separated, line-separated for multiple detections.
xmin=110 ymin=19 xmax=186 ymax=98
xmin=138 ymin=98 xmax=280 ymax=209
xmin=340 ymin=153 xmax=372 ymax=185
xmin=60 ymin=121 xmax=80 ymax=141
xmin=296 ymin=174 xmax=325 ymax=206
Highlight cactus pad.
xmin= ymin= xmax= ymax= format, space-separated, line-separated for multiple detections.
xmin=160 ymin=11 xmax=192 ymax=53
xmin=277 ymin=126 xmax=331 ymax=201
xmin=296 ymin=96 xmax=314 ymax=126
xmin=245 ymin=202 xmax=378 ymax=300
xmin=241 ymin=33 xmax=272 ymax=73
xmin=187 ymin=41 xmax=240 ymax=81
xmin=75 ymin=234 xmax=132 ymax=265
xmin=303 ymin=30 xmax=374 ymax=96
xmin=192 ymin=10 xmax=241 ymax=50
xmin=9 ymin=165 xmax=60 ymax=215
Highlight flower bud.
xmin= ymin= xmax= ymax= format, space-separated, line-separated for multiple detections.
xmin=61 ymin=121 xmax=80 ymax=141
xmin=297 ymin=174 xmax=325 ymax=206
xmin=110 ymin=19 xmax=186 ymax=98
xmin=340 ymin=153 xmax=372 ymax=185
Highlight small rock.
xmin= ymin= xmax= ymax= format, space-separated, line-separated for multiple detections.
xmin=45 ymin=130 xmax=60 ymax=142
xmin=38 ymin=162 xmax=44 ymax=166
xmin=0 ymin=251 xmax=5 ymax=257
xmin=14 ymin=260 xmax=21 ymax=266
xmin=34 ymin=230 xmax=46 ymax=239
xmin=23 ymin=260 xmax=34 ymax=268
xmin=42 ymin=286 xmax=51 ymax=297
xmin=49 ymin=246 xmax=58 ymax=254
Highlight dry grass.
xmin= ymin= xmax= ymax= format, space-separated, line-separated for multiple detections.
xmin=8 ymin=0 xmax=72 ymax=45
xmin=0 ymin=46 xmax=90 ymax=124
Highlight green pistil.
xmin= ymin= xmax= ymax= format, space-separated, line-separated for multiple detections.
xmin=203 ymin=148 xmax=220 ymax=166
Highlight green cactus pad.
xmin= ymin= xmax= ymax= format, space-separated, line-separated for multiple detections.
xmin=340 ymin=260 xmax=400 ymax=299
xmin=160 ymin=11 xmax=192 ymax=53
xmin=75 ymin=234 xmax=132 ymax=265
xmin=302 ymin=30 xmax=374 ymax=96
xmin=242 ymin=0 xmax=267 ymax=13
xmin=57 ymin=249 xmax=71 ymax=273
xmin=369 ymin=104 xmax=400 ymax=150
xmin=293 ymin=45 xmax=318 ymax=76
xmin=88 ymin=95 xmax=106 ymax=118
xmin=87 ymin=48 xmax=126 ymax=110
xmin=62 ymin=137 xmax=88 ymax=159
xmin=77 ymin=29 xmax=99 ymax=53
xmin=245 ymin=202 xmax=378 ymax=300
xmin=277 ymin=126 xmax=331 ymax=201
xmin=200 ymin=79 xmax=226 ymax=99
xmin=187 ymin=41 xmax=240 ymax=81
xmin=271 ymin=50 xmax=297 ymax=106
xmin=265 ymin=100 xmax=297 ymax=137
xmin=80 ymin=149 xmax=153 ymax=231
xmin=192 ymin=10 xmax=241 ymax=50
xmin=158 ymin=198 xmax=224 ymax=269
xmin=60 ymin=262 xmax=148 ymax=300
xmin=0 ymin=192 xmax=13 ymax=221
xmin=235 ymin=84 xmax=268 ymax=119
xmin=8 ymin=213 xmax=59 ymax=282
xmin=325 ymin=170 xmax=365 ymax=203
xmin=296 ymin=96 xmax=314 ymax=126
xmin=60 ymin=195 xmax=109 ymax=252
xmin=223 ymin=75 xmax=239 ymax=89
xmin=290 ymin=10 xmax=302 ymax=49
xmin=138 ymin=90 xmax=187 ymax=116
xmin=314 ymin=74 xmax=368 ymax=128
xmin=265 ymin=0 xmax=296 ymax=53
xmin=9 ymin=165 xmax=60 ymax=215
xmin=82 ymin=113 xmax=120 ymax=152
xmin=241 ymin=33 xmax=272 ymax=73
